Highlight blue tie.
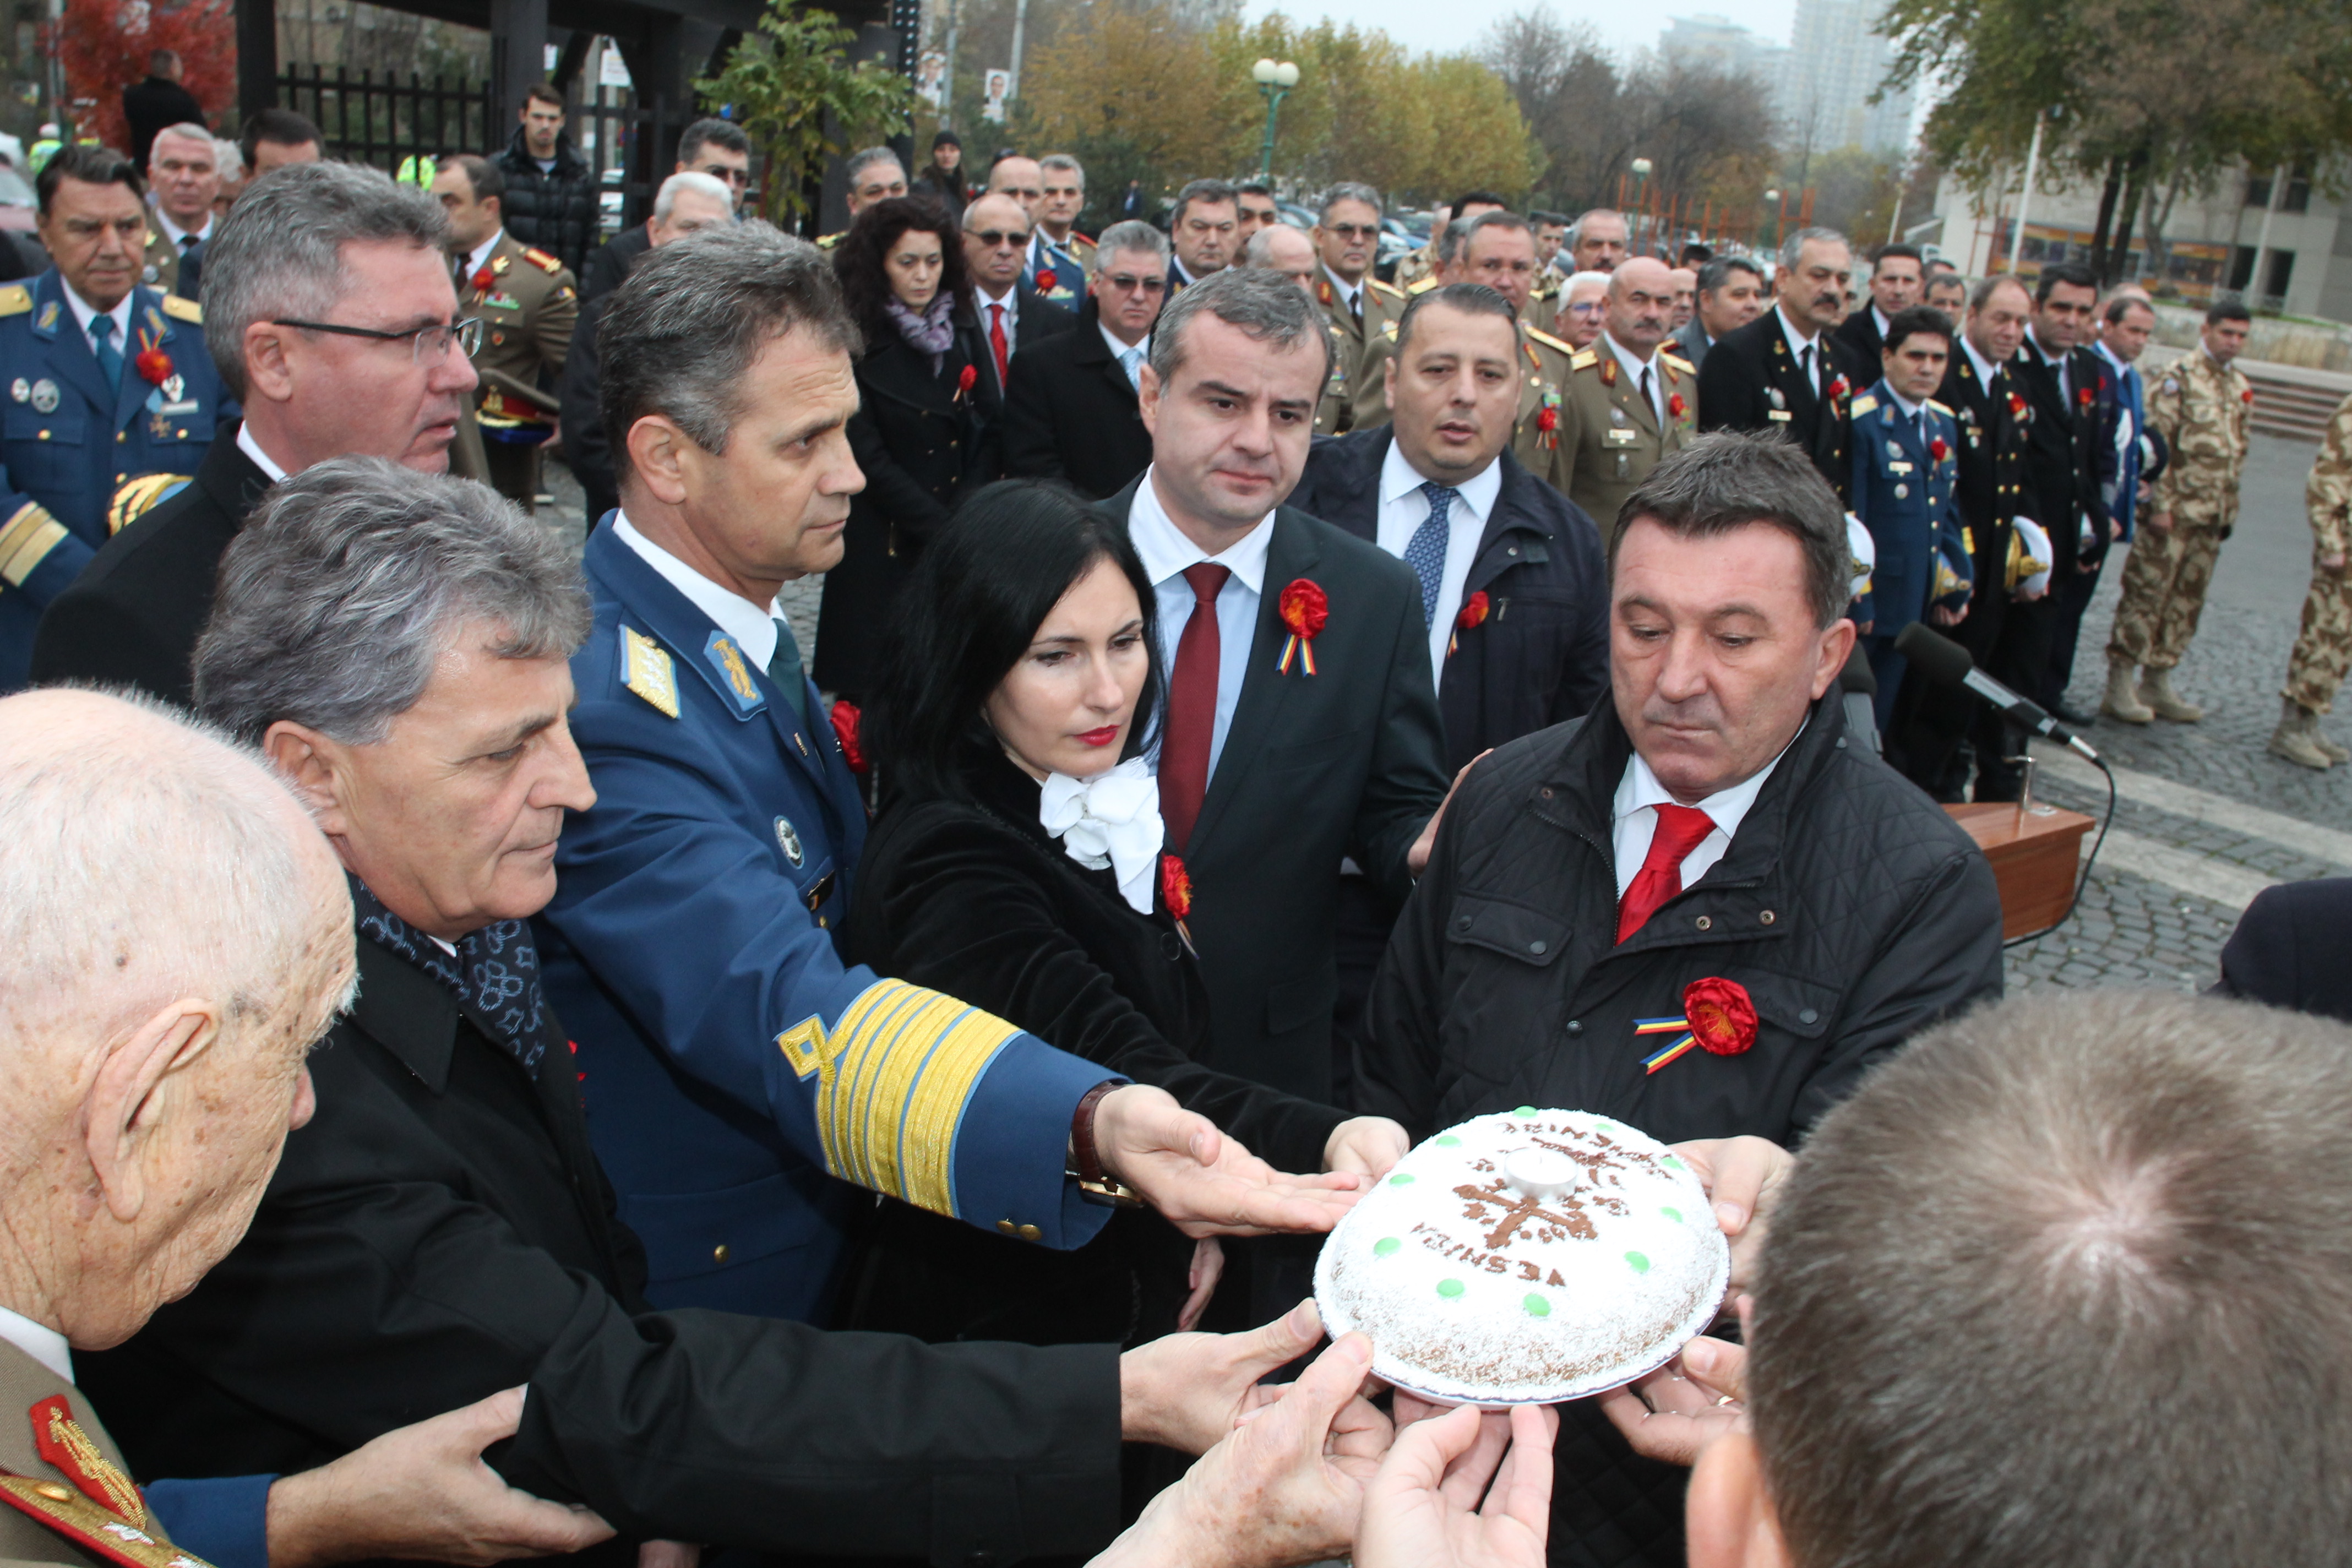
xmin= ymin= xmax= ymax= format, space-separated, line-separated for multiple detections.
xmin=90 ymin=314 xmax=122 ymax=394
xmin=1404 ymin=481 xmax=1459 ymax=628
xmin=1120 ymin=346 xmax=1145 ymax=390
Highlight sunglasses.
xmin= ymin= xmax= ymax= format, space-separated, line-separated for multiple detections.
xmin=1104 ymin=274 xmax=1167 ymax=293
xmin=968 ymin=229 xmax=1032 ymax=248
xmin=1324 ymin=223 xmax=1377 ymax=240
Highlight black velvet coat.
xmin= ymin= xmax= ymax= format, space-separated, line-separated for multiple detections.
xmin=840 ymin=748 xmax=1346 ymax=1347
xmin=815 ymin=308 xmax=1001 ymax=699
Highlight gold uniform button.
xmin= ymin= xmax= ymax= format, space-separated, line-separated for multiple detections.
xmin=117 ymin=431 xmax=126 ymax=442
xmin=1018 ymin=1223 xmax=1042 ymax=1242
xmin=33 ymin=1483 xmax=70 ymax=1502
xmin=997 ymin=1218 xmax=1017 ymax=1235
xmin=712 ymin=1243 xmax=730 ymax=1264
xmin=36 ymin=429 xmax=47 ymax=440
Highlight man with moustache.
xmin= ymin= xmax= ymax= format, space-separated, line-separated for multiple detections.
xmin=1567 ymin=208 xmax=1629 ymax=274
xmin=1697 ymin=227 xmax=1871 ymax=502
xmin=32 ymin=161 xmax=473 ymax=705
xmin=1552 ymin=255 xmax=1700 ymax=524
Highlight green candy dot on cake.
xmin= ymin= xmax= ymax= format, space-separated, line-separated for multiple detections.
xmin=1434 ymin=1134 xmax=1461 ymax=1146
xmin=1374 ymin=1237 xmax=1401 ymax=1257
xmin=1660 ymin=1156 xmax=1685 ymax=1171
xmin=1436 ymin=1278 xmax=1466 ymax=1298
xmin=1389 ymin=1172 xmax=1415 ymax=1185
xmin=1513 ymin=1106 xmax=1538 ymax=1117
xmin=1522 ymin=1294 xmax=1551 ymax=1318
xmin=1660 ymin=1207 xmax=1683 ymax=1224
xmin=1625 ymin=1251 xmax=1651 ymax=1273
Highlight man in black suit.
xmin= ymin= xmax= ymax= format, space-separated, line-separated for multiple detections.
xmin=577 ymin=117 xmax=748 ymax=306
xmin=1697 ymin=227 xmax=1870 ymax=503
xmin=1108 ymin=266 xmax=1449 ymax=1112
xmin=1003 ymin=217 xmax=1165 ymax=497
xmin=1833 ymin=241 xmax=1925 ymax=366
xmin=30 ymin=161 xmax=479 ymax=705
xmin=121 ymin=49 xmax=205 ymax=170
xmin=1890 ymin=273 xmax=2039 ymax=799
xmin=2002 ymin=262 xmax=2111 ymax=720
xmin=1167 ymin=178 xmax=1240 ymax=290
xmin=961 ymin=191 xmax=1075 ymax=405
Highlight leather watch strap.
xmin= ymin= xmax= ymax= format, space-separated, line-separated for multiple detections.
xmin=1069 ymin=1079 xmax=1144 ymax=1208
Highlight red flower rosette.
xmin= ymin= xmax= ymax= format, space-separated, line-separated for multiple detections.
xmin=1456 ymin=590 xmax=1490 ymax=630
xmin=471 ymin=265 xmax=497 ymax=292
xmin=1930 ymin=435 xmax=1950 ymax=464
xmin=2242 ymin=386 xmax=2256 ymax=405
xmin=1683 ymin=977 xmax=1757 ymax=1057
xmin=1159 ymin=853 xmax=1197 ymax=955
xmin=1035 ymin=267 xmax=1056 ymax=292
xmin=955 ymin=363 xmax=978 ymax=403
xmin=1667 ymin=391 xmax=1687 ymax=421
xmin=1827 ymin=374 xmax=1850 ymax=403
xmin=133 ymin=345 xmax=173 ymax=386
xmin=1277 ymin=577 xmax=1327 ymax=676
xmin=2077 ymin=383 xmax=2095 ymax=410
xmin=828 ymin=699 xmax=867 ymax=775
xmin=1535 ymin=405 xmax=1558 ymax=433
xmin=2008 ymin=391 xmax=2028 ymax=418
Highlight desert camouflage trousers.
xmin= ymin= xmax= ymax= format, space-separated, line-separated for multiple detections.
xmin=2285 ymin=549 xmax=2352 ymax=714
xmin=2105 ymin=519 xmax=2227 ymax=671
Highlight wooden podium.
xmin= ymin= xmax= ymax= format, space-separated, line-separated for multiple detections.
xmin=1943 ymin=802 xmax=2097 ymax=940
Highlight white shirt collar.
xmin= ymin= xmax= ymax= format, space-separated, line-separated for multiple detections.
xmin=1100 ymin=322 xmax=1148 ymax=362
xmin=1959 ymin=333 xmax=2001 ymax=387
xmin=1602 ymin=329 xmax=1659 ymax=373
xmin=1774 ymin=303 xmax=1819 ymax=353
xmin=59 ymin=277 xmax=134 ymax=350
xmin=1884 ymin=385 xmax=1924 ymax=421
xmin=1614 ymin=741 xmax=1785 ymax=839
xmin=977 ymin=282 xmax=1017 ymax=315
xmin=235 ymin=422 xmax=291 ymax=482
xmin=464 ymin=230 xmax=504 ymax=278
xmin=1127 ymin=465 xmax=1273 ymax=597
xmin=0 ymin=1305 xmax=72 ymax=1385
xmin=1378 ymin=432 xmax=1502 ymax=522
xmin=1321 ymin=263 xmax=1360 ymax=310
xmin=150 ymin=206 xmax=212 ymax=247
xmin=613 ymin=510 xmax=785 ymax=669
xmin=1872 ymin=303 xmax=1891 ymax=337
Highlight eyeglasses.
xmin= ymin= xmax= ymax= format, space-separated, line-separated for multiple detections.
xmin=1324 ymin=223 xmax=1378 ymax=240
xmin=968 ymin=229 xmax=1031 ymax=249
xmin=1564 ymin=301 xmax=1604 ymax=317
xmin=1104 ymin=274 xmax=1166 ymax=294
xmin=694 ymin=163 xmax=751 ymax=185
xmin=273 ymin=316 xmax=483 ymax=362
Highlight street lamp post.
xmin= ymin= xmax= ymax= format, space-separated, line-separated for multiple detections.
xmin=1253 ymin=58 xmax=1300 ymax=182
xmin=1629 ymin=156 xmax=1653 ymax=250
xmin=1762 ymin=187 xmax=1782 ymax=254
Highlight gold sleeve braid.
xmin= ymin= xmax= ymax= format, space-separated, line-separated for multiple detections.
xmin=0 ymin=501 xmax=67 ymax=587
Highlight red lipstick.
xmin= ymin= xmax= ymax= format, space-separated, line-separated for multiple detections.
xmin=1077 ymin=726 xmax=1119 ymax=748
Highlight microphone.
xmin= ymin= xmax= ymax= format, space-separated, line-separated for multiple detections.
xmin=1893 ymin=621 xmax=2100 ymax=763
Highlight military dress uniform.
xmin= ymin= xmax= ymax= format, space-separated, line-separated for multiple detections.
xmin=1025 ymin=229 xmax=1094 ymax=307
xmin=2273 ymin=393 xmax=2352 ymax=766
xmin=1847 ymin=382 xmax=1971 ymax=725
xmin=1315 ymin=316 xmax=1354 ymax=435
xmin=1392 ymin=242 xmax=1437 ymax=293
xmin=536 ymin=525 xmax=1121 ymax=1319
xmin=460 ymin=231 xmax=578 ymax=510
xmin=1553 ymin=335 xmax=1697 ymax=526
xmin=1508 ymin=321 xmax=1578 ymax=497
xmin=1315 ymin=271 xmax=1402 ymax=434
xmin=138 ymin=221 xmax=203 ymax=300
xmin=2104 ymin=347 xmax=2251 ymax=680
xmin=0 ymin=271 xmax=231 ymax=690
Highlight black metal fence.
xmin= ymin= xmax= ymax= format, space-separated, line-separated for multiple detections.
xmin=274 ymin=64 xmax=703 ymax=233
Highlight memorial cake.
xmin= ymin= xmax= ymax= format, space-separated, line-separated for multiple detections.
xmin=1315 ymin=1108 xmax=1730 ymax=1406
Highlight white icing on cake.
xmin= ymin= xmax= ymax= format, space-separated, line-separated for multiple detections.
xmin=1314 ymin=1109 xmax=1730 ymax=1406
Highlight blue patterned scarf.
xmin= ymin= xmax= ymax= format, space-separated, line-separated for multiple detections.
xmin=349 ymin=876 xmax=549 ymax=1076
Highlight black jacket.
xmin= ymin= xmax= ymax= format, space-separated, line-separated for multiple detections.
xmin=2010 ymin=330 xmax=2111 ymax=575
xmin=1696 ymin=310 xmax=1871 ymax=502
xmin=578 ymin=222 xmax=651 ymax=306
xmin=839 ymin=749 xmax=1346 ymax=1345
xmin=1289 ymin=429 xmax=1610 ymax=771
xmin=2214 ymin=878 xmax=2352 ymax=1023
xmin=122 ymin=76 xmax=205 ymax=168
xmin=1365 ymin=689 xmax=2004 ymax=1145
xmin=493 ymin=127 xmax=600 ymax=279
xmin=1001 ymin=296 xmax=1154 ymax=499
xmin=1102 ymin=479 xmax=1450 ymax=1102
xmin=1832 ymin=304 xmax=1885 ymax=366
xmin=29 ymin=436 xmax=271 ymax=704
xmin=557 ymin=295 xmax=616 ymax=526
xmin=974 ymin=285 xmax=1076 ymax=404
xmin=814 ymin=309 xmax=1001 ymax=699
xmin=80 ymin=933 xmax=1124 ymax=1565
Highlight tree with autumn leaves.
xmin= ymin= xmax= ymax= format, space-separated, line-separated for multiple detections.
xmin=53 ymin=0 xmax=236 ymax=153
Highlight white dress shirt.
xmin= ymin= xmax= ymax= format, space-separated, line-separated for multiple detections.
xmin=976 ymin=283 xmax=1020 ymax=359
xmin=1322 ymin=264 xmax=1363 ymax=320
xmin=1602 ymin=330 xmax=1666 ymax=427
xmin=1959 ymin=331 xmax=2002 ymax=391
xmin=152 ymin=207 xmax=213 ymax=249
xmin=236 ymin=423 xmax=291 ymax=482
xmin=461 ymin=230 xmax=504 ymax=280
xmin=1775 ymin=303 xmax=1823 ymax=395
xmin=60 ymin=277 xmax=135 ymax=367
xmin=1374 ymin=437 xmax=1501 ymax=684
xmin=1128 ymin=467 xmax=1273 ymax=782
xmin=613 ymin=511 xmax=787 ymax=669
xmin=1610 ymin=743 xmax=1792 ymax=899
xmin=0 ymin=1304 xmax=72 ymax=1385
xmin=1100 ymin=324 xmax=1149 ymax=388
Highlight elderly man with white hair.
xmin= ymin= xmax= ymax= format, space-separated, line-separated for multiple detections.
xmin=0 ymin=688 xmax=615 ymax=1568
xmin=140 ymin=121 xmax=219 ymax=296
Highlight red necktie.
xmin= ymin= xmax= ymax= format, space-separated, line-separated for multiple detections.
xmin=1615 ymin=803 xmax=1717 ymax=944
xmin=1159 ymin=563 xmax=1230 ymax=850
xmin=989 ymin=303 xmax=1010 ymax=389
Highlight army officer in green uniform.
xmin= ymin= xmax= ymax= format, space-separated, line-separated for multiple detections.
xmin=137 ymin=123 xmax=219 ymax=299
xmin=1554 ymin=257 xmax=1700 ymax=524
xmin=1433 ymin=210 xmax=1577 ymax=498
xmin=431 ymin=153 xmax=576 ymax=510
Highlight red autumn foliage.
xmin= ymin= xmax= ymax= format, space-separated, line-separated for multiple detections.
xmin=53 ymin=0 xmax=236 ymax=155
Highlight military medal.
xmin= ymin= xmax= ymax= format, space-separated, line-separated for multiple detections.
xmin=8 ymin=378 xmax=25 ymax=403
xmin=162 ymin=373 xmax=184 ymax=404
xmin=30 ymin=379 xmax=58 ymax=412
xmin=1767 ymin=386 xmax=1785 ymax=410
xmin=1887 ymin=438 xmax=1903 ymax=458
xmin=774 ymin=816 xmax=805 ymax=867
xmin=1894 ymin=483 xmax=1908 ymax=499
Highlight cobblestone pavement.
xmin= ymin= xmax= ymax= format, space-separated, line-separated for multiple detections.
xmin=548 ymin=433 xmax=2346 ymax=1000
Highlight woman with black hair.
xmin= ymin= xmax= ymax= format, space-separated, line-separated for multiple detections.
xmin=841 ymin=481 xmax=1407 ymax=1347
xmin=813 ymin=194 xmax=997 ymax=701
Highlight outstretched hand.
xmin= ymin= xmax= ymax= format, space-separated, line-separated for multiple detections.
xmin=1668 ymin=1135 xmax=1793 ymax=1296
xmin=1598 ymin=1330 xmax=1750 ymax=1467
xmin=1123 ymin=1299 xmax=1365 ymax=1456
xmin=1357 ymin=1402 xmax=1555 ymax=1568
xmin=1096 ymin=1084 xmax=1363 ymax=1237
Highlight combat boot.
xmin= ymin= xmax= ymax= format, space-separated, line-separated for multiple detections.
xmin=2316 ymin=718 xmax=2350 ymax=763
xmin=2101 ymin=657 xmax=2153 ymax=724
xmin=2138 ymin=668 xmax=2204 ymax=722
xmin=2270 ymin=699 xmax=2333 ymax=770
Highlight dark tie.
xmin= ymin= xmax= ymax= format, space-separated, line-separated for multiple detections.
xmin=1638 ymin=364 xmax=1654 ymax=424
xmin=89 ymin=314 xmax=122 ymax=394
xmin=1159 ymin=563 xmax=1230 ymax=850
xmin=1350 ymin=291 xmax=1363 ymax=329
xmin=1404 ymin=481 xmax=1458 ymax=628
xmin=767 ymin=617 xmax=810 ymax=726
xmin=1797 ymin=343 xmax=1814 ymax=397
xmin=988 ymin=303 xmax=1010 ymax=388
xmin=179 ymin=231 xmax=199 ymax=250
xmin=1616 ymin=803 xmax=1717 ymax=944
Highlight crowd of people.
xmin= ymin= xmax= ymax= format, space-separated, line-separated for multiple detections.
xmin=0 ymin=64 xmax=2349 ymax=1568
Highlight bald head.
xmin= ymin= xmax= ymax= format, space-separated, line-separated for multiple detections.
xmin=1667 ymin=266 xmax=1697 ymax=329
xmin=1606 ymin=257 xmax=1676 ymax=356
xmin=988 ymin=155 xmax=1044 ymax=217
xmin=1245 ymin=222 xmax=1319 ymax=295
xmin=0 ymin=689 xmax=352 ymax=1351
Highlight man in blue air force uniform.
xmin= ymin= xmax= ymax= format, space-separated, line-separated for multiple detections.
xmin=1848 ymin=304 xmax=1972 ymax=726
xmin=0 ymin=146 xmax=231 ymax=689
xmin=536 ymin=225 xmax=1347 ymax=1319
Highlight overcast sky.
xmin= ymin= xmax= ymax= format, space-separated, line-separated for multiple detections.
xmin=1242 ymin=0 xmax=1801 ymax=62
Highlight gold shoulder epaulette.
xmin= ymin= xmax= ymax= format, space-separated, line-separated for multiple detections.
xmin=620 ymin=626 xmax=680 ymax=718
xmin=107 ymin=472 xmax=189 ymax=533
xmin=1526 ymin=325 xmax=1574 ymax=356
xmin=1405 ymin=276 xmax=1437 ymax=295
xmin=1381 ymin=319 xmax=1398 ymax=340
xmin=1569 ymin=347 xmax=1598 ymax=371
xmin=1072 ymin=230 xmax=1095 ymax=246
xmin=1368 ymin=278 xmax=1406 ymax=302
xmin=1659 ymin=351 xmax=1694 ymax=376
xmin=1925 ymin=398 xmax=1952 ymax=416
xmin=524 ymin=247 xmax=565 ymax=275
xmin=0 ymin=284 xmax=30 ymax=318
xmin=161 ymin=295 xmax=201 ymax=323
xmin=1850 ymin=393 xmax=1879 ymax=415
xmin=815 ymin=232 xmax=843 ymax=251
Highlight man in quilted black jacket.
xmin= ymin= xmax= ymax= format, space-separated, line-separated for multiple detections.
xmin=492 ymin=84 xmax=598 ymax=278
xmin=1364 ymin=431 xmax=2002 ymax=1568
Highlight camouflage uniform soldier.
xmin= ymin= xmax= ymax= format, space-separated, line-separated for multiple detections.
xmin=2271 ymin=391 xmax=2352 ymax=769
xmin=2103 ymin=299 xmax=2253 ymax=723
